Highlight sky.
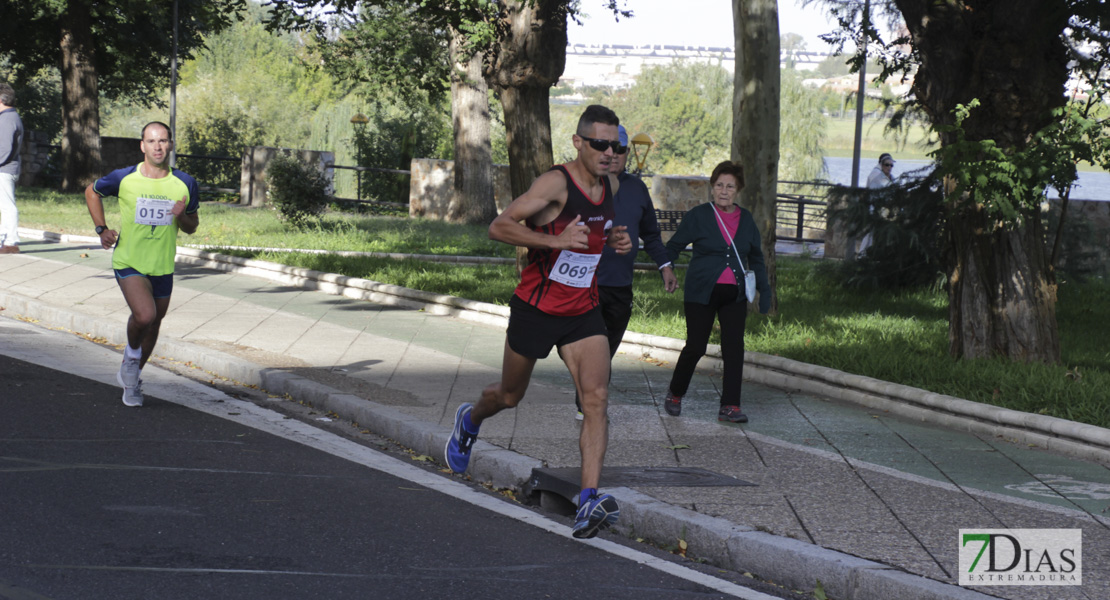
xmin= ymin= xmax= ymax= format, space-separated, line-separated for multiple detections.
xmin=567 ymin=0 xmax=840 ymax=52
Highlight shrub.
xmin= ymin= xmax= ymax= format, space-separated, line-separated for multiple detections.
xmin=266 ymin=152 xmax=332 ymax=229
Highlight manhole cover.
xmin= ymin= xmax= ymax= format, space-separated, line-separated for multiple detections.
xmin=528 ymin=466 xmax=755 ymax=506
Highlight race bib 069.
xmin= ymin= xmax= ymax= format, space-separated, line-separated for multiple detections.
xmin=549 ymin=251 xmax=601 ymax=289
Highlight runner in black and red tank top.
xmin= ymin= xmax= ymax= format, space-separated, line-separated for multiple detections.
xmin=443 ymin=105 xmax=633 ymax=541
xmin=515 ymin=164 xmax=615 ymax=316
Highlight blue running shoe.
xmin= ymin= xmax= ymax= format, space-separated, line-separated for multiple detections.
xmin=445 ymin=403 xmax=477 ymax=473
xmin=572 ymin=492 xmax=620 ymax=539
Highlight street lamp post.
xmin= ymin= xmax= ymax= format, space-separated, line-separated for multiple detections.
xmin=350 ymin=113 xmax=369 ymax=200
xmin=630 ymin=132 xmax=656 ymax=175
xmin=170 ymin=0 xmax=178 ymax=167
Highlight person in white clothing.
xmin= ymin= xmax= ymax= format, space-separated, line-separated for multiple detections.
xmin=858 ymin=153 xmax=894 ymax=256
xmin=0 ymin=82 xmax=23 ymax=255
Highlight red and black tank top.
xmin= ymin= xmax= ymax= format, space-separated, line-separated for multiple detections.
xmin=513 ymin=165 xmax=616 ymax=316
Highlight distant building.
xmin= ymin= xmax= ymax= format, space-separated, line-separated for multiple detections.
xmin=560 ymin=43 xmax=833 ymax=89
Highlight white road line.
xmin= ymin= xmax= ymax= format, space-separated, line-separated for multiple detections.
xmin=1 ymin=318 xmax=781 ymax=600
xmin=172 ymin=389 xmax=782 ymax=600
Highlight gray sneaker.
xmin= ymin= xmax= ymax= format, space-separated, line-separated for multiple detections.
xmin=121 ymin=379 xmax=144 ymax=407
xmin=118 ymin=356 xmax=141 ymax=389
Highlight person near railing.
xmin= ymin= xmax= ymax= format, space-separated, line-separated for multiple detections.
xmin=859 ymin=153 xmax=895 ymax=256
xmin=661 ymin=160 xmax=771 ymax=424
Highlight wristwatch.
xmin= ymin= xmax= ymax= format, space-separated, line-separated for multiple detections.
xmin=95 ymin=225 xmax=107 ymax=235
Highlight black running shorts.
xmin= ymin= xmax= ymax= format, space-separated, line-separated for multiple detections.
xmin=507 ymin=295 xmax=607 ymax=359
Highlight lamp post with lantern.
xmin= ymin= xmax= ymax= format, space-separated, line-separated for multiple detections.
xmin=630 ymin=132 xmax=655 ymax=175
xmin=350 ymin=113 xmax=369 ymax=200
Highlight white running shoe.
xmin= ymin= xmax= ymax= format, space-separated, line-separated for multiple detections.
xmin=120 ymin=378 xmax=144 ymax=407
xmin=118 ymin=356 xmax=141 ymax=389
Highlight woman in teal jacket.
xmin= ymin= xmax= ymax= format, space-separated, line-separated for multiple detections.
xmin=662 ymin=161 xmax=771 ymax=423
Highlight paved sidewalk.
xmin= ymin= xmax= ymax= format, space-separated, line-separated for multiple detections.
xmin=2 ymin=237 xmax=1108 ymax=600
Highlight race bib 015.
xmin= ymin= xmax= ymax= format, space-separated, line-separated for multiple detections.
xmin=134 ymin=197 xmax=176 ymax=227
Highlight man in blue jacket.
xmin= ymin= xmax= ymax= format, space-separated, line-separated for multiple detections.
xmin=572 ymin=125 xmax=678 ymax=418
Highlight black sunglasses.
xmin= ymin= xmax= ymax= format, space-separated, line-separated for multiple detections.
xmin=579 ymin=135 xmax=626 ymax=154
xmin=882 ymin=162 xmax=893 ymax=167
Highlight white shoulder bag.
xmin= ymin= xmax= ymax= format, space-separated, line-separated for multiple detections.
xmin=712 ymin=204 xmax=757 ymax=304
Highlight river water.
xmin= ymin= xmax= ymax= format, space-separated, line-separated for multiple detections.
xmin=823 ymin=156 xmax=1110 ymax=202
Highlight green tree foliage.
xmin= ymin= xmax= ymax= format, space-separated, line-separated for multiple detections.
xmin=307 ymin=97 xmax=450 ymax=203
xmin=298 ymin=1 xmax=455 ymax=203
xmin=266 ymin=0 xmax=628 ymax=203
xmin=177 ymin=5 xmax=342 ymax=148
xmin=0 ymin=0 xmax=243 ymax=106
xmin=779 ymin=70 xmax=828 ymax=183
xmin=603 ymin=61 xmax=731 ymax=174
xmin=313 ymin=2 xmax=453 ymax=107
xmin=96 ymin=3 xmax=453 ymax=200
xmin=0 ymin=61 xmax=62 ymax=140
xmin=0 ymin=0 xmax=243 ymax=188
xmin=584 ymin=61 xmax=826 ymax=181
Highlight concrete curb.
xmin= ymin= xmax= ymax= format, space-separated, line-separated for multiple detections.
xmin=0 ymin=288 xmax=992 ymax=600
xmin=613 ymin=488 xmax=992 ymax=600
xmin=160 ymin=243 xmax=1110 ymax=466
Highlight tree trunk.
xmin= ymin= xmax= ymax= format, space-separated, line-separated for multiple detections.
xmin=485 ymin=0 xmax=568 ymax=198
xmin=499 ymin=85 xmax=554 ymax=197
xmin=947 ymin=208 xmax=1059 ymax=360
xmin=59 ymin=0 xmax=101 ymax=192
xmin=448 ymin=32 xmax=495 ymax=225
xmin=732 ymin=0 xmax=780 ymax=312
xmin=894 ymin=0 xmax=1069 ymax=363
xmin=485 ymin=0 xmax=568 ymax=273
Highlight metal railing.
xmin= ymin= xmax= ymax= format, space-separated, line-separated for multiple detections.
xmin=176 ymin=153 xmax=239 ymax=196
xmin=776 ymin=180 xmax=833 ymax=243
xmin=327 ymin=164 xmax=410 ymax=208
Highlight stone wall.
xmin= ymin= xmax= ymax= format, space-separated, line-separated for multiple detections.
xmin=408 ymin=158 xmax=513 ymax=220
xmin=15 ymin=134 xmax=146 ymax=187
xmin=408 ymin=158 xmax=715 ymax=224
xmin=646 ymin=174 xmax=710 ymax=212
xmin=239 ymin=146 xmax=335 ymax=207
xmin=1048 ymin=198 xmax=1110 ymax=276
xmin=17 ymin=130 xmax=51 ymax=186
xmin=100 ymin=137 xmax=144 ymax=174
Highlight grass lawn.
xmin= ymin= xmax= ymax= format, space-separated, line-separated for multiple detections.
xmin=18 ymin=188 xmax=514 ymax=258
xmin=16 ymin=186 xmax=1110 ymax=429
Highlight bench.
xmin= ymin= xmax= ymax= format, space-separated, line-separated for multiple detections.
xmin=655 ymin=209 xmax=686 ymax=232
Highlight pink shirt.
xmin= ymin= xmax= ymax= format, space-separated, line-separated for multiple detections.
xmin=714 ymin=205 xmax=742 ymax=285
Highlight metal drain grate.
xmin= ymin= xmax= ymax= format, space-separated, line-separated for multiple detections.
xmin=527 ymin=466 xmax=755 ymax=511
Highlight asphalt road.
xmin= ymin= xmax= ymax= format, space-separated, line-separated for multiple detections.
xmin=0 ymin=352 xmax=802 ymax=600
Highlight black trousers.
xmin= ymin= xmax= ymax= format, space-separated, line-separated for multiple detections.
xmin=598 ymin=285 xmax=635 ymax=358
xmin=571 ymin=285 xmax=634 ymax=410
xmin=668 ymin=283 xmax=748 ymax=407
